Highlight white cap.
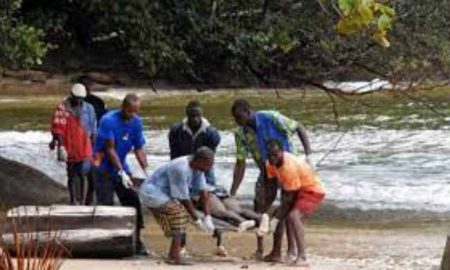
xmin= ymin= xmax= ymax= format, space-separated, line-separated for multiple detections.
xmin=70 ymin=83 xmax=87 ymax=98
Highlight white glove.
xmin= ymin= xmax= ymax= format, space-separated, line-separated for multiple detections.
xmin=269 ymin=218 xmax=280 ymax=233
xmin=193 ymin=218 xmax=207 ymax=232
xmin=57 ymin=147 xmax=67 ymax=162
xmin=118 ymin=170 xmax=133 ymax=189
xmin=306 ymin=155 xmax=316 ymax=170
xmin=256 ymin=213 xmax=270 ymax=236
xmin=203 ymin=215 xmax=215 ymax=233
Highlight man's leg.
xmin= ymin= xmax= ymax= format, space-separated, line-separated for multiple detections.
xmin=263 ymin=220 xmax=285 ymax=262
xmin=168 ymin=233 xmax=182 ymax=262
xmin=94 ymin=170 xmax=114 ymax=205
xmin=66 ymin=162 xmax=77 ymax=205
xmin=151 ymin=201 xmax=191 ymax=265
xmin=286 ymin=217 xmax=297 ymax=260
xmin=85 ymin=170 xmax=95 ymax=205
xmin=223 ymin=198 xmax=262 ymax=222
xmin=209 ymin=194 xmax=246 ymax=225
xmin=114 ymin=180 xmax=147 ymax=255
xmin=287 ymin=209 xmax=308 ymax=266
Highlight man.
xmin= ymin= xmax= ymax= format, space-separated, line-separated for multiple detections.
xmin=169 ymin=100 xmax=220 ymax=186
xmin=49 ymin=83 xmax=96 ymax=205
xmin=77 ymin=75 xmax=107 ymax=204
xmin=93 ymin=94 xmax=150 ymax=255
xmin=258 ymin=139 xmax=325 ymax=266
xmin=229 ymin=98 xmax=313 ymax=260
xmin=77 ymin=75 xmax=107 ymax=122
xmin=139 ymin=147 xmax=216 ymax=265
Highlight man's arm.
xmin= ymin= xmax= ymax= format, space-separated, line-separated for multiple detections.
xmin=104 ymin=139 xmax=123 ymax=171
xmin=209 ymin=128 xmax=221 ymax=151
xmin=296 ymin=124 xmax=312 ymax=155
xmin=230 ymin=160 xmax=246 ymax=196
xmin=180 ymin=199 xmax=200 ymax=221
xmin=134 ymin=148 xmax=148 ymax=170
xmin=274 ymin=190 xmax=298 ymax=220
xmin=168 ymin=127 xmax=178 ymax=160
xmin=199 ymin=190 xmax=210 ymax=216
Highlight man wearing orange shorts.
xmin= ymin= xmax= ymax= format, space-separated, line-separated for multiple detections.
xmin=257 ymin=139 xmax=325 ymax=266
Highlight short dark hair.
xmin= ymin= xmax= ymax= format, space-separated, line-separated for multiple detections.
xmin=186 ymin=100 xmax=202 ymax=114
xmin=77 ymin=75 xmax=94 ymax=86
xmin=193 ymin=146 xmax=215 ymax=161
xmin=122 ymin=94 xmax=140 ymax=108
xmin=231 ymin=98 xmax=251 ymax=115
xmin=266 ymin=138 xmax=282 ymax=153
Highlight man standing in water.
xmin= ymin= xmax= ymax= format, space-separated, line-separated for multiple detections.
xmin=93 ymin=94 xmax=150 ymax=255
xmin=49 ymin=83 xmax=97 ymax=205
xmin=230 ymin=98 xmax=313 ymax=261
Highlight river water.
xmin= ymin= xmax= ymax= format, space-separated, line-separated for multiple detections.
xmin=1 ymin=127 xmax=449 ymax=213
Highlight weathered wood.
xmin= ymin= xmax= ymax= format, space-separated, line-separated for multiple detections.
xmin=2 ymin=205 xmax=137 ymax=258
xmin=441 ymin=235 xmax=450 ymax=270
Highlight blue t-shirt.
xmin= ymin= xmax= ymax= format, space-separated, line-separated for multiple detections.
xmin=95 ymin=109 xmax=145 ymax=175
xmin=139 ymin=156 xmax=207 ymax=208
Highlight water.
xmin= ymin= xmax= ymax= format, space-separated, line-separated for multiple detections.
xmin=1 ymin=128 xmax=449 ymax=213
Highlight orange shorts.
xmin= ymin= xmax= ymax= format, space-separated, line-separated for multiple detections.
xmin=295 ymin=188 xmax=325 ymax=217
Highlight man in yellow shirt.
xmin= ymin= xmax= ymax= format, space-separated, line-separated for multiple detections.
xmin=258 ymin=139 xmax=325 ymax=266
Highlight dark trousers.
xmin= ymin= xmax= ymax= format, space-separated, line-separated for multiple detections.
xmin=95 ymin=170 xmax=144 ymax=230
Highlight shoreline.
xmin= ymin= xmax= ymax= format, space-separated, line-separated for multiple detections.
xmin=59 ymin=224 xmax=445 ymax=270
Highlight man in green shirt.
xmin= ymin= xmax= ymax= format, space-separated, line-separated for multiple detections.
xmin=230 ymin=98 xmax=313 ymax=261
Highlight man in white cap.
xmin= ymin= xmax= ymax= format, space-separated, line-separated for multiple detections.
xmin=49 ymin=83 xmax=97 ymax=205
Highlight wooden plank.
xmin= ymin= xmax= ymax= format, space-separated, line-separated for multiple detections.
xmin=5 ymin=206 xmax=136 ymax=233
xmin=2 ymin=205 xmax=137 ymax=258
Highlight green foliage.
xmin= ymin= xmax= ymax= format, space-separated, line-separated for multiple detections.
xmin=336 ymin=0 xmax=395 ymax=47
xmin=0 ymin=0 xmax=48 ymax=69
xmin=2 ymin=1 xmax=450 ymax=86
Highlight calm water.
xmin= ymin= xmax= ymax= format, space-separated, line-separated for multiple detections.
xmin=1 ymin=127 xmax=449 ymax=212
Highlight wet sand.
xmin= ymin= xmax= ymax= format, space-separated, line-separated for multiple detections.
xmin=61 ymin=223 xmax=446 ymax=270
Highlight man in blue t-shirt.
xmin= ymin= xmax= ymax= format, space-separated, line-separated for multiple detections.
xmin=93 ymin=94 xmax=151 ymax=255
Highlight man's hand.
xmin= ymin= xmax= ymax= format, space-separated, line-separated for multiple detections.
xmin=49 ymin=140 xmax=57 ymax=150
xmin=118 ymin=170 xmax=133 ymax=189
xmin=203 ymin=215 xmax=215 ymax=233
xmin=193 ymin=219 xmax=207 ymax=232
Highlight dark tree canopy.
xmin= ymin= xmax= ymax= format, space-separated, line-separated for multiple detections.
xmin=1 ymin=0 xmax=449 ymax=87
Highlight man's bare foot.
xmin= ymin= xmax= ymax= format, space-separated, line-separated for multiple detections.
xmin=284 ymin=254 xmax=297 ymax=264
xmin=263 ymin=252 xmax=282 ymax=263
xmin=256 ymin=214 xmax=270 ymax=236
xmin=238 ymin=220 xmax=256 ymax=233
xmin=165 ymin=256 xmax=193 ymax=265
xmin=216 ymin=245 xmax=228 ymax=257
xmin=252 ymin=250 xmax=264 ymax=261
xmin=287 ymin=257 xmax=309 ymax=267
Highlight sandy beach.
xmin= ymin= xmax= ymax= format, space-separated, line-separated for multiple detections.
xmin=60 ymin=223 xmax=445 ymax=270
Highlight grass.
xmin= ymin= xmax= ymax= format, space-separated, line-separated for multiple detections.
xmin=0 ymin=87 xmax=450 ymax=131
